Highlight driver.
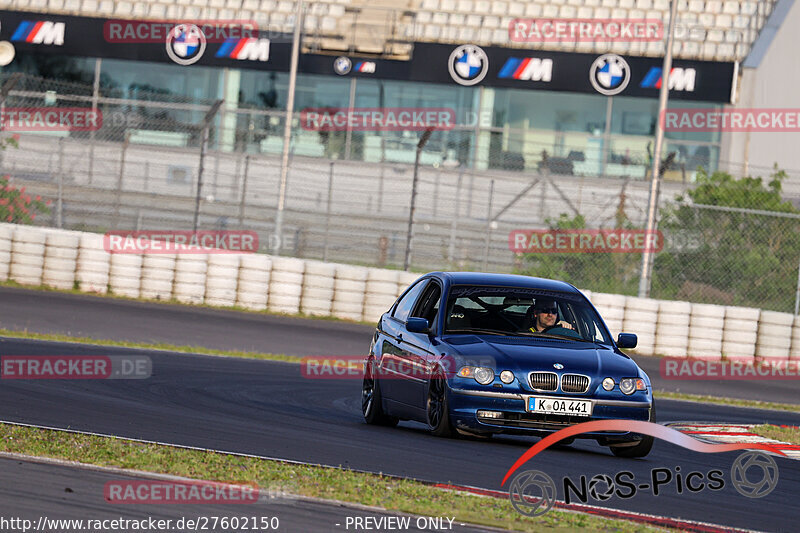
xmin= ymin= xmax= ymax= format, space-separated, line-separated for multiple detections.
xmin=529 ymin=299 xmax=574 ymax=332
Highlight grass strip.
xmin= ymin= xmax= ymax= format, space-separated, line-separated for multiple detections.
xmin=0 ymin=423 xmax=668 ymax=533
xmin=750 ymin=424 xmax=800 ymax=444
xmin=0 ymin=328 xmax=301 ymax=363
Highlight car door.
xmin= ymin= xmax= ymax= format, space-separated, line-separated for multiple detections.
xmin=400 ymin=280 xmax=442 ymax=412
xmin=380 ymin=279 xmax=429 ymax=412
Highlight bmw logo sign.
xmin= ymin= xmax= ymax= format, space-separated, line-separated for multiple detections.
xmin=448 ymin=44 xmax=488 ymax=86
xmin=553 ymin=363 xmax=564 ymax=370
xmin=166 ymin=23 xmax=206 ymax=66
xmin=333 ymin=56 xmax=352 ymax=75
xmin=589 ymin=54 xmax=630 ymax=96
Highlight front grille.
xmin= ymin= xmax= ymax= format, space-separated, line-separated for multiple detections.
xmin=561 ymin=374 xmax=590 ymax=393
xmin=529 ymin=372 xmax=558 ymax=391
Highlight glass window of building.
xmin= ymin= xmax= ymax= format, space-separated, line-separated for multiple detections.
xmin=606 ymin=97 xmax=722 ymax=180
xmin=352 ymin=79 xmax=477 ymax=166
xmin=489 ymin=89 xmax=608 ymax=174
xmin=98 ymin=58 xmax=223 ymax=103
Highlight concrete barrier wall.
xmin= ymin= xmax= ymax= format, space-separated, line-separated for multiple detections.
xmin=0 ymin=222 xmax=797 ymax=362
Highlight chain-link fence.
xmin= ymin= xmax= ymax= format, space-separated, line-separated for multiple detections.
xmin=1 ymin=73 xmax=799 ymax=313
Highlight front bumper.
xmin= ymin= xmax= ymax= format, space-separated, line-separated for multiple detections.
xmin=450 ymin=386 xmax=652 ymax=438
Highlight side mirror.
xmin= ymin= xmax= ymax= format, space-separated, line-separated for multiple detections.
xmin=407 ymin=317 xmax=430 ymax=333
xmin=617 ymin=333 xmax=638 ymax=349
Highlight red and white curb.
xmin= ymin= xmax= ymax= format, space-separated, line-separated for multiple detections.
xmin=670 ymin=423 xmax=800 ymax=460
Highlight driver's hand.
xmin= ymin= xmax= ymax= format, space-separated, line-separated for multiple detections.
xmin=557 ymin=320 xmax=574 ymax=330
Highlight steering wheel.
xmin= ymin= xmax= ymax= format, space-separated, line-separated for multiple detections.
xmin=540 ymin=323 xmax=583 ymax=339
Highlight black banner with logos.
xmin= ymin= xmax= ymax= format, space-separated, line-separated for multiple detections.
xmin=409 ymin=42 xmax=734 ymax=102
xmin=0 ymin=10 xmax=294 ymax=70
xmin=0 ymin=10 xmax=734 ymax=102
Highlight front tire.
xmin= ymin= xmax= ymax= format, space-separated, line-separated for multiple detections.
xmin=362 ymin=359 xmax=398 ymax=427
xmin=609 ymin=399 xmax=656 ymax=458
xmin=427 ymin=370 xmax=455 ymax=438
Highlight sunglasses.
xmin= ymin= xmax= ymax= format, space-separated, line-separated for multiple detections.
xmin=538 ymin=307 xmax=558 ymax=314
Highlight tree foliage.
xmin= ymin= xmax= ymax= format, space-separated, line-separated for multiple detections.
xmin=0 ymin=135 xmax=51 ymax=225
xmin=515 ymin=213 xmax=641 ymax=295
xmin=652 ymin=167 xmax=800 ymax=311
xmin=513 ymin=167 xmax=800 ymax=311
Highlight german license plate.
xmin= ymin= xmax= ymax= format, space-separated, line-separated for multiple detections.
xmin=528 ymin=397 xmax=593 ymax=416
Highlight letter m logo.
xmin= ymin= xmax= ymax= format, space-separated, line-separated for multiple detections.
xmin=668 ymin=68 xmax=696 ymax=92
xmin=499 ymin=58 xmax=553 ymax=82
xmin=240 ymin=39 xmax=270 ymax=61
xmin=520 ymin=58 xmax=553 ymax=81
xmin=640 ymin=67 xmax=696 ymax=92
xmin=33 ymin=22 xmax=66 ymax=46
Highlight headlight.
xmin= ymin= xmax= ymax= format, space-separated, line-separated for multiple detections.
xmin=500 ymin=370 xmax=515 ymax=384
xmin=474 ymin=367 xmax=494 ymax=385
xmin=458 ymin=366 xmax=475 ymax=378
xmin=602 ymin=377 xmax=615 ymax=391
xmin=457 ymin=366 xmax=495 ymax=385
xmin=620 ymin=378 xmax=646 ymax=395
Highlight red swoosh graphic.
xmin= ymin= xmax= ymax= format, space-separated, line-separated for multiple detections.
xmin=501 ymin=420 xmax=787 ymax=486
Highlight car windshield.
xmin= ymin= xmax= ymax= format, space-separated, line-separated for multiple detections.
xmin=443 ymin=285 xmax=613 ymax=345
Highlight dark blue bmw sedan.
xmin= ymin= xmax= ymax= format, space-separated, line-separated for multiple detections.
xmin=362 ymin=272 xmax=655 ymax=457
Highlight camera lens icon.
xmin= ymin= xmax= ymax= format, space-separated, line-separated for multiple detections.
xmin=508 ymin=470 xmax=557 ymax=517
xmin=731 ymin=451 xmax=779 ymax=499
xmin=588 ymin=474 xmax=615 ymax=501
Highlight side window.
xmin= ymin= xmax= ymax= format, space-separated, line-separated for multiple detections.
xmin=392 ymin=280 xmax=428 ymax=322
xmin=412 ymin=282 xmax=442 ymax=325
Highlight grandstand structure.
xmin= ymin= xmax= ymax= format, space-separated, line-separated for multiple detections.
xmin=0 ymin=0 xmax=795 ymax=182
xmin=0 ymin=0 xmax=779 ymax=62
xmin=0 ymin=0 xmax=796 ymax=272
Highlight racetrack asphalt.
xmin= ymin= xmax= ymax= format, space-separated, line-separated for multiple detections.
xmin=0 ymin=456 xmax=496 ymax=533
xmin=1 ymin=337 xmax=798 ymax=532
xmin=0 ymin=285 xmax=797 ymax=404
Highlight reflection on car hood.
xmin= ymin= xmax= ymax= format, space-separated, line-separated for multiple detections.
xmin=441 ymin=334 xmax=640 ymax=377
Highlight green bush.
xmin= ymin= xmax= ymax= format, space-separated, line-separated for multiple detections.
xmin=513 ymin=167 xmax=800 ymax=312
xmin=652 ymin=167 xmax=800 ymax=311
xmin=0 ymin=175 xmax=51 ymax=224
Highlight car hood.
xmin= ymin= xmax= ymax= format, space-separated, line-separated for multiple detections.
xmin=440 ymin=334 xmax=640 ymax=377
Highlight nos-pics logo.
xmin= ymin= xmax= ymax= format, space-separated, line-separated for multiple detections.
xmin=509 ymin=451 xmax=780 ymax=517
xmin=448 ymin=44 xmax=489 ymax=86
xmin=166 ymin=24 xmax=207 ymax=66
